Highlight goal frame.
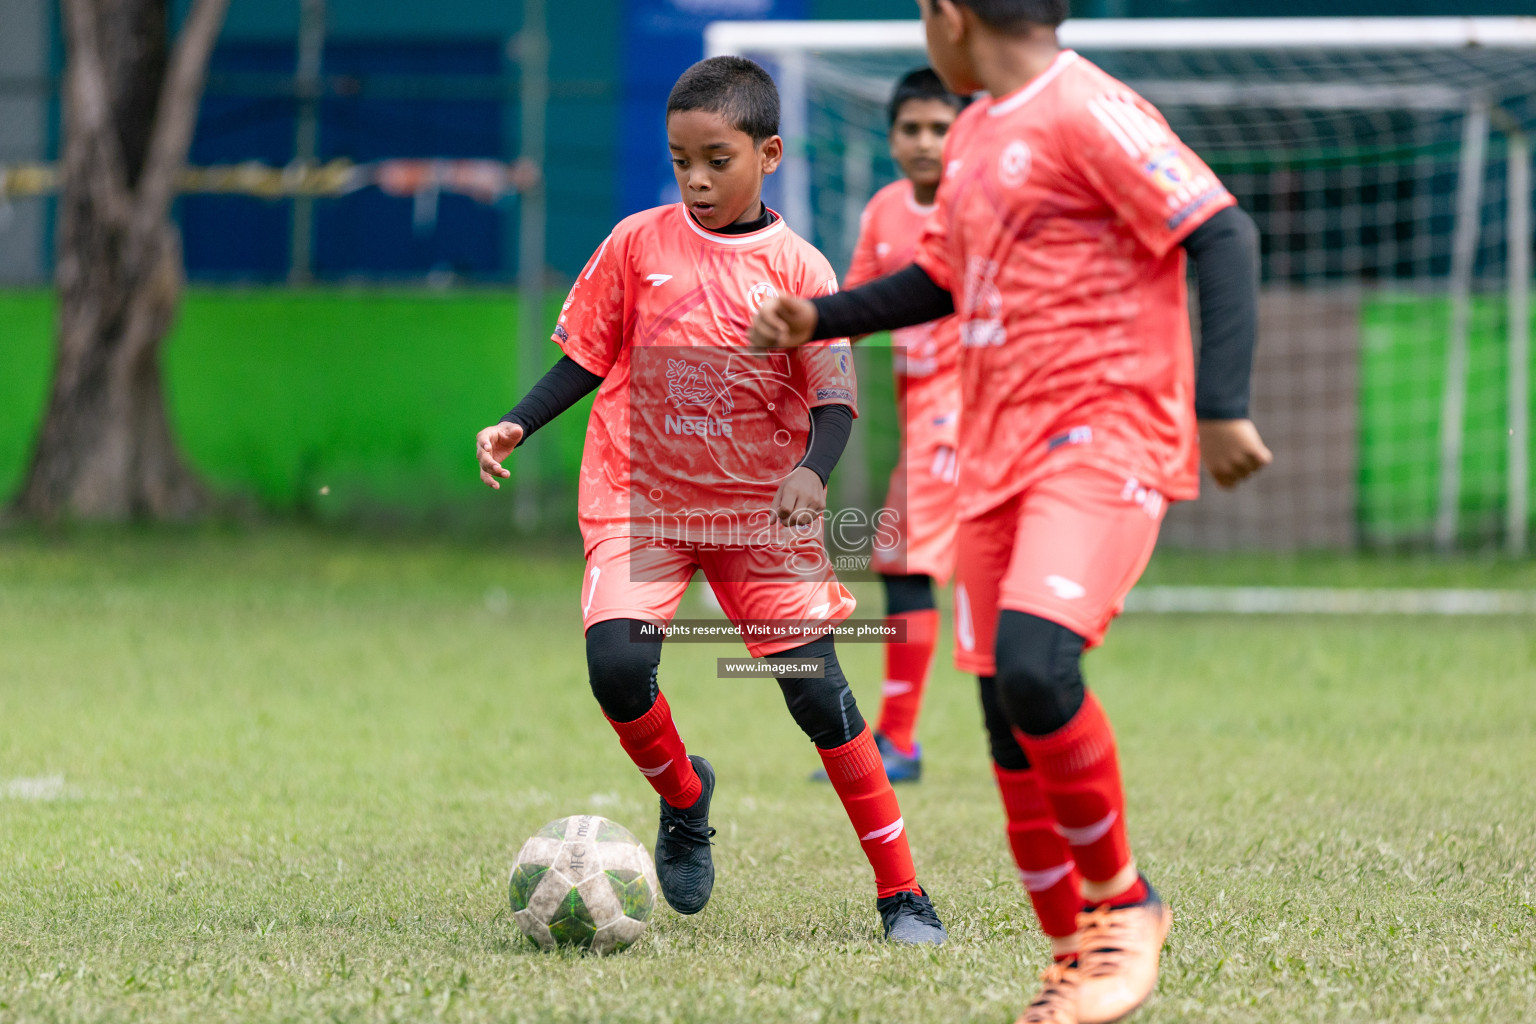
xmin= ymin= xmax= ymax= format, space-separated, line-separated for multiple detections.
xmin=705 ymin=16 xmax=1536 ymax=556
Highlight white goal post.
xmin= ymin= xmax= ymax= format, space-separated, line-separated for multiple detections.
xmin=706 ymin=17 xmax=1536 ymax=55
xmin=706 ymin=17 xmax=1536 ymax=557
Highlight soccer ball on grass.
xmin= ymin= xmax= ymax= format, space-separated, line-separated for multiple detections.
xmin=509 ymin=814 xmax=658 ymax=953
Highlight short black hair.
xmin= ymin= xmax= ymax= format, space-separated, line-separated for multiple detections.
xmin=887 ymin=67 xmax=970 ymax=127
xmin=944 ymin=0 xmax=1069 ymax=31
xmin=666 ymin=56 xmax=780 ymax=143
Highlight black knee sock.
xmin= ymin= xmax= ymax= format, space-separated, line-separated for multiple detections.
xmin=993 ymin=611 xmax=1086 ymax=737
xmin=978 ymin=674 xmax=1031 ymax=770
xmin=584 ymin=618 xmax=663 ymax=723
xmin=767 ymin=635 xmax=867 ymax=749
xmin=881 ymin=573 xmax=936 ymax=615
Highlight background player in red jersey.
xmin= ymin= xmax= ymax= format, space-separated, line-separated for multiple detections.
xmin=809 ymin=69 xmax=969 ymax=785
xmin=751 ymin=0 xmax=1272 ymax=1019
xmin=475 ymin=56 xmax=946 ymax=945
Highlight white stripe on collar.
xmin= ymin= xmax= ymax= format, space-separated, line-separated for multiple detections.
xmin=988 ymin=50 xmax=1080 ymax=118
xmin=905 ymin=192 xmax=936 ymax=216
xmin=679 ymin=204 xmax=788 ymax=246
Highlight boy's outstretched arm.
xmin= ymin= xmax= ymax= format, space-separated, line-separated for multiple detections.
xmin=475 ymin=355 xmax=603 ymax=490
xmin=1182 ymin=205 xmax=1273 ymax=488
xmin=751 ymin=264 xmax=955 ymax=352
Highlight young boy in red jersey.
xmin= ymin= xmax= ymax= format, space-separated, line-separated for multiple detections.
xmin=810 ymin=69 xmax=969 ymax=785
xmin=751 ymin=1 xmax=1272 ymax=1019
xmin=475 ymin=56 xmax=946 ymax=945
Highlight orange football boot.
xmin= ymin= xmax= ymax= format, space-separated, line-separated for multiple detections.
xmin=1016 ymin=959 xmax=1080 ymax=1024
xmin=1074 ymin=878 xmax=1172 ymax=1024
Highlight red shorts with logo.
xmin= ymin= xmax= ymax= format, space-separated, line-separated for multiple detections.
xmin=952 ymin=466 xmax=1166 ymax=675
xmin=870 ymin=440 xmax=959 ymax=584
xmin=582 ymin=535 xmax=858 ymax=658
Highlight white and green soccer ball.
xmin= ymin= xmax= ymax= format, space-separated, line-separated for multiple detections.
xmin=509 ymin=815 xmax=659 ymax=954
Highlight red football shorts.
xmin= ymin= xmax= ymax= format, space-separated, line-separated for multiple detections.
xmin=952 ymin=466 xmax=1166 ymax=675
xmin=870 ymin=440 xmax=959 ymax=584
xmin=581 ymin=535 xmax=858 ymax=658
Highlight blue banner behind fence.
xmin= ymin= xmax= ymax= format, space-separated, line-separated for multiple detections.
xmin=620 ymin=0 xmax=807 ymax=221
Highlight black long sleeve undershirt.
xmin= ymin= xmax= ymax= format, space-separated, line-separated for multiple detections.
xmin=797 ymin=403 xmax=854 ymax=486
xmin=1182 ymin=206 xmax=1260 ymax=419
xmin=499 ymin=355 xmax=603 ymax=442
xmin=808 ymin=205 xmax=1261 ymax=419
xmin=811 ymin=264 xmax=955 ymax=342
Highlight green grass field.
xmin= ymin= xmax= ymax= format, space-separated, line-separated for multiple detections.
xmin=1 ymin=530 xmax=1533 ymax=1022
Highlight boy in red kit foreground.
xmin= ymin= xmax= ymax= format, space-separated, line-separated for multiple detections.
xmin=477 ymin=56 xmax=946 ymax=945
xmin=751 ymin=1 xmax=1272 ymax=1018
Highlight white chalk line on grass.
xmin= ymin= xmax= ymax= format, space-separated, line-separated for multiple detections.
xmin=2 ymin=775 xmax=67 ymax=801
xmin=1124 ymin=587 xmax=1536 ymax=615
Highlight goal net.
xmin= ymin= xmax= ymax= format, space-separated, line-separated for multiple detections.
xmin=707 ymin=18 xmax=1536 ymax=554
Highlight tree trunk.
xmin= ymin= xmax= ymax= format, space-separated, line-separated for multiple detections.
xmin=16 ymin=0 xmax=228 ymax=522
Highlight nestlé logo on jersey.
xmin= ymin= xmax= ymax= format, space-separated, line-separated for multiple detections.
xmin=893 ymin=322 xmax=939 ymax=376
xmin=959 ymin=257 xmax=1006 ymax=348
xmin=665 ymin=358 xmax=735 ymax=438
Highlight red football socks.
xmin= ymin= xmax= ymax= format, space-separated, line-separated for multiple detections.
xmin=992 ymin=764 xmax=1083 ymax=939
xmin=605 ymin=692 xmax=702 ymax=808
xmin=818 ymin=726 xmax=921 ymax=897
xmin=875 ymin=609 xmax=939 ymax=756
xmin=1014 ymin=691 xmax=1133 ymax=888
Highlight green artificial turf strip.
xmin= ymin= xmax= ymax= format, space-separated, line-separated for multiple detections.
xmin=0 ymin=290 xmax=899 ymax=527
xmin=0 ymin=290 xmax=572 ymax=521
xmin=0 ymin=530 xmax=1532 ymax=1022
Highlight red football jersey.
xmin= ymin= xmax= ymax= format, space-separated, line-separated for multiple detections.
xmin=556 ymin=204 xmax=856 ymax=550
xmin=847 ymin=178 xmax=961 ymax=452
xmin=913 ymin=50 xmax=1235 ymax=518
